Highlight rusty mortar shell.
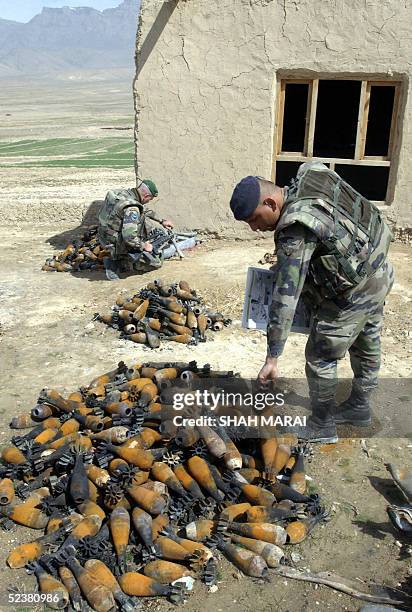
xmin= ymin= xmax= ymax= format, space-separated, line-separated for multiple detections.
xmin=196 ymin=425 xmax=227 ymax=459
xmin=187 ymin=456 xmax=224 ymax=502
xmin=77 ymin=500 xmax=106 ymax=521
xmin=227 ymin=521 xmax=287 ymax=545
xmin=126 ymin=485 xmax=167 ymax=515
xmin=151 ymin=514 xmax=169 ymax=541
xmin=144 ymin=559 xmax=193 ymax=584
xmin=58 ymin=566 xmax=82 ymax=612
xmin=220 ymin=502 xmax=251 ymax=522
xmin=241 ymin=483 xmax=277 ymax=506
xmin=10 ymin=414 xmax=37 ymax=429
xmin=86 ymin=465 xmax=111 ymax=488
xmin=219 ymin=540 xmax=268 ymax=578
xmin=132 ymin=299 xmax=150 ymax=322
xmin=109 ymin=506 xmax=130 ymax=571
xmin=212 ymin=321 xmax=224 ymax=331
xmin=0 ymin=478 xmax=15 ymax=505
xmin=151 ymin=462 xmax=186 ymax=496
xmin=173 ymin=464 xmax=204 ymax=500
xmin=65 ymin=555 xmax=116 ymax=612
xmin=289 ymin=451 xmax=306 ymax=494
xmin=132 ymin=506 xmax=154 ymax=550
xmin=118 ymin=571 xmax=174 ymax=598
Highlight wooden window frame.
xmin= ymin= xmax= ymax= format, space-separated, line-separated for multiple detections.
xmin=273 ymin=77 xmax=401 ymax=204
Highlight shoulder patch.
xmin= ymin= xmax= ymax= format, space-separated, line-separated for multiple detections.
xmin=126 ymin=210 xmax=139 ymax=222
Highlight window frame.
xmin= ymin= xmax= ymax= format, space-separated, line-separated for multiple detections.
xmin=273 ymin=77 xmax=401 ymax=204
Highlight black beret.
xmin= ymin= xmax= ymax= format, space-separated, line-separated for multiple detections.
xmin=230 ymin=176 xmax=261 ymax=220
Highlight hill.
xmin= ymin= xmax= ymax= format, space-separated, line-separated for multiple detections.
xmin=0 ymin=1 xmax=139 ymax=76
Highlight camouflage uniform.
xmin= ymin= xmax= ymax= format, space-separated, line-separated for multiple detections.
xmin=268 ymin=162 xmax=394 ymax=412
xmin=98 ymin=188 xmax=163 ymax=273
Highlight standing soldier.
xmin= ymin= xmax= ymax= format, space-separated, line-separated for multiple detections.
xmin=230 ymin=162 xmax=394 ymax=443
xmin=98 ymin=179 xmax=174 ymax=280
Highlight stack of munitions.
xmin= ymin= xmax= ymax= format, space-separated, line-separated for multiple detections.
xmin=1 ymin=361 xmax=327 ymax=611
xmin=97 ymin=280 xmax=232 ymax=347
xmin=42 ymin=227 xmax=108 ymax=273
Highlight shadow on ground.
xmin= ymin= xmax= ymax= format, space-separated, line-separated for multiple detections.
xmin=46 ymin=200 xmax=103 ymax=248
xmin=369 ymin=475 xmax=408 ymax=505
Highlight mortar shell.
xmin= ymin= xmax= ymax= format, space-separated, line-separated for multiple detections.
xmin=7 ymin=541 xmax=43 ymax=568
xmin=127 ymin=485 xmax=167 ymax=515
xmin=241 ymin=483 xmax=276 ymax=506
xmin=230 ymin=534 xmax=284 ymax=567
xmin=221 ymin=541 xmax=268 ymax=578
xmin=289 ymin=452 xmax=306 ymax=494
xmin=132 ymin=507 xmax=153 ymax=549
xmin=228 ymin=522 xmax=287 ymax=545
xmin=220 ymin=502 xmax=251 ymax=522
xmin=37 ymin=571 xmax=70 ymax=610
xmin=0 ymin=478 xmax=15 ymax=505
xmin=110 ymin=506 xmax=130 ymax=563
xmin=10 ymin=414 xmax=37 ymax=429
xmin=144 ymin=560 xmax=192 ymax=583
xmin=118 ymin=572 xmax=169 ymax=597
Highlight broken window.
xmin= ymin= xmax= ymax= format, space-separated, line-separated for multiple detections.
xmin=274 ymin=77 xmax=400 ymax=203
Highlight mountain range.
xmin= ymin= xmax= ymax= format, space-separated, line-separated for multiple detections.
xmin=0 ymin=1 xmax=140 ymax=76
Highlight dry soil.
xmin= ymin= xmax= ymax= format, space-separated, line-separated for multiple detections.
xmin=0 ymin=76 xmax=411 ymax=612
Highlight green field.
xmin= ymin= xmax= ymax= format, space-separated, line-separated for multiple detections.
xmin=0 ymin=138 xmax=134 ymax=168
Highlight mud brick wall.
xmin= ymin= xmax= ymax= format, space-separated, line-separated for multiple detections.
xmin=135 ymin=0 xmax=412 ymax=235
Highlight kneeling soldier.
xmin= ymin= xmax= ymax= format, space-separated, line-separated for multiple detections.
xmin=98 ymin=179 xmax=173 ymax=280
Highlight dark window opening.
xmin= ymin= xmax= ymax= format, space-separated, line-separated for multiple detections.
xmin=313 ymin=80 xmax=361 ymax=158
xmin=365 ymin=86 xmax=395 ymax=156
xmin=335 ymin=164 xmax=389 ymax=201
xmin=275 ymin=161 xmax=303 ymax=186
xmin=281 ymin=83 xmax=309 ymax=152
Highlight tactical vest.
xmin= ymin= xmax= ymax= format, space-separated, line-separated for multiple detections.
xmin=275 ymin=162 xmax=392 ymax=298
xmin=98 ymin=188 xmax=144 ymax=254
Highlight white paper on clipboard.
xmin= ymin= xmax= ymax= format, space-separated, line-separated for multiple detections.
xmin=242 ymin=266 xmax=312 ymax=334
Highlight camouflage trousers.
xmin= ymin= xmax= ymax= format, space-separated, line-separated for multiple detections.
xmin=304 ymin=260 xmax=394 ymax=403
xmin=116 ymin=218 xmax=162 ymax=273
xmin=116 ymin=253 xmax=162 ymax=274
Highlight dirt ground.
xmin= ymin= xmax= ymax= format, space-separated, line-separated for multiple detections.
xmin=0 ymin=75 xmax=411 ymax=611
xmin=0 ymin=224 xmax=411 ymax=611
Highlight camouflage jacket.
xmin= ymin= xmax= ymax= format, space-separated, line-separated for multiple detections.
xmin=98 ymin=188 xmax=162 ymax=255
xmin=267 ymin=162 xmax=392 ymax=358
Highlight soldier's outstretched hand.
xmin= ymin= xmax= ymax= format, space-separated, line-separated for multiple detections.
xmin=162 ymin=219 xmax=174 ymax=229
xmin=258 ymin=357 xmax=279 ymax=385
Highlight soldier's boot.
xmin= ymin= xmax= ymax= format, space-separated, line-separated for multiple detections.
xmin=284 ymin=400 xmax=338 ymax=444
xmin=333 ymin=388 xmax=371 ymax=427
xmin=103 ymin=257 xmax=121 ymax=281
xmin=132 ymin=258 xmax=162 ymax=273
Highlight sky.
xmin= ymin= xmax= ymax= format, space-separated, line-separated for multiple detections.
xmin=0 ymin=1 xmax=123 ymax=23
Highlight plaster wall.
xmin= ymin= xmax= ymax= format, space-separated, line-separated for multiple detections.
xmin=135 ymin=0 xmax=412 ymax=235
